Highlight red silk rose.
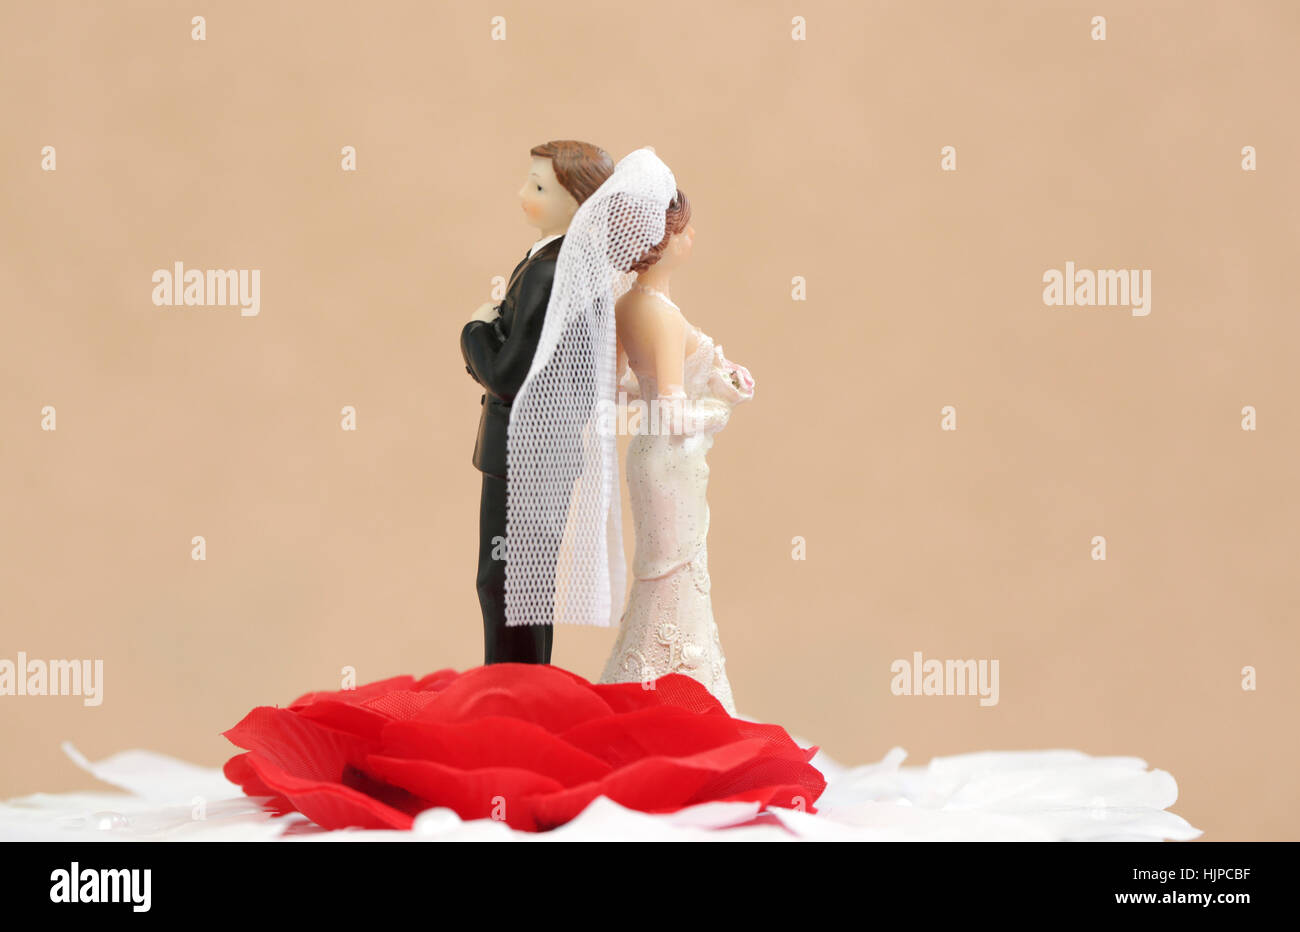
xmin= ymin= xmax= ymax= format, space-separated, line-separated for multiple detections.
xmin=222 ymin=664 xmax=826 ymax=832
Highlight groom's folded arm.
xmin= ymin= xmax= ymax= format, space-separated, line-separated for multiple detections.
xmin=460 ymin=261 xmax=555 ymax=403
xmin=460 ymin=320 xmax=496 ymax=386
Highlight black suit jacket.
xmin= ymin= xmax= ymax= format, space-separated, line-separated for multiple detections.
xmin=461 ymin=236 xmax=563 ymax=478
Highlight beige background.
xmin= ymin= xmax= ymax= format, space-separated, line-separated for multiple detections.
xmin=2 ymin=0 xmax=1296 ymax=841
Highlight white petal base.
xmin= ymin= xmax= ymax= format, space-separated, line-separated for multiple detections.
xmin=0 ymin=740 xmax=1200 ymax=842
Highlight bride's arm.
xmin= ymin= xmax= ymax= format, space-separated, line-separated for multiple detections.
xmin=616 ymin=334 xmax=641 ymax=401
xmin=643 ymin=310 xmax=733 ymax=435
xmin=618 ymin=297 xmax=686 ymax=398
xmin=623 ymin=299 xmax=728 ymax=434
xmin=643 ymin=305 xmax=686 ymax=398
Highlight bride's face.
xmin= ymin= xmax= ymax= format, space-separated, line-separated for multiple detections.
xmin=665 ymin=223 xmax=696 ymax=267
xmin=517 ymin=157 xmax=579 ymax=235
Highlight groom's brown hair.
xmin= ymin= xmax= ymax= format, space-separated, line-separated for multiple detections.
xmin=530 ymin=140 xmax=614 ymax=205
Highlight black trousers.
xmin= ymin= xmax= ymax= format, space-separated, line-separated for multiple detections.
xmin=476 ymin=471 xmax=553 ymax=665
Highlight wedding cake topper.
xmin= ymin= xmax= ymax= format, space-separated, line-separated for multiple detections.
xmin=463 ymin=143 xmax=755 ymax=716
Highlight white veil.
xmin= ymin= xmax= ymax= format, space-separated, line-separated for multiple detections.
xmin=504 ymin=147 xmax=678 ymax=628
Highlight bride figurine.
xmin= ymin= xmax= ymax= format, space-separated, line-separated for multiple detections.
xmin=597 ymin=188 xmax=755 ymax=715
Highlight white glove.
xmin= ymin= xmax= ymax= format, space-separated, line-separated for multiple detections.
xmin=654 ymin=393 xmax=731 ymax=436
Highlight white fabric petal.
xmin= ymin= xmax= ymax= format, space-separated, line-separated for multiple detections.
xmin=0 ymin=741 xmax=1200 ymax=842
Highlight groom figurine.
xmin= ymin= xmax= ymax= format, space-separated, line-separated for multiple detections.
xmin=461 ymin=140 xmax=614 ymax=665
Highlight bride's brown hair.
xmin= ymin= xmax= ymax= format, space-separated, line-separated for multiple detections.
xmin=627 ymin=188 xmax=691 ymax=273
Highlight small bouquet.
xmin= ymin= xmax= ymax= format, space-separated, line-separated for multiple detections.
xmin=708 ymin=345 xmax=755 ymax=405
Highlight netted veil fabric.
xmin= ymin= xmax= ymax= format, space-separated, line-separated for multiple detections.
xmin=504 ymin=147 xmax=678 ymax=627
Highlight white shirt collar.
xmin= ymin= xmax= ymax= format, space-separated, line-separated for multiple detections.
xmin=528 ymin=233 xmax=563 ymax=258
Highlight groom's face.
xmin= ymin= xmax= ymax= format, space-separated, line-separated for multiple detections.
xmin=517 ymin=157 xmax=579 ymax=236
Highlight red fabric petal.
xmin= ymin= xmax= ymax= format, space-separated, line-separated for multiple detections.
xmin=289 ymin=674 xmax=419 ymax=710
xmin=223 ymin=706 xmax=377 ymax=782
xmin=685 ymin=749 xmax=827 ymax=811
xmin=287 ymin=669 xmax=461 ymax=710
xmin=411 ymin=664 xmax=613 ymax=731
xmin=587 ymin=672 xmax=729 ymax=716
xmin=356 ymin=688 xmax=447 ymax=722
xmin=559 ymin=704 xmax=745 ymax=767
xmin=711 ymin=782 xmax=824 ymax=814
xmin=289 ymin=689 xmax=449 ymax=743
xmin=293 ymin=699 xmax=399 ymax=742
xmin=241 ymin=751 xmax=418 ymax=830
xmin=222 ymin=664 xmax=829 ymax=833
xmin=413 ymin=668 xmax=461 ymax=691
xmin=364 ymin=755 xmax=564 ymax=831
xmin=223 ymin=751 xmax=275 ymax=797
xmin=222 ymin=752 xmax=295 ymax=814
xmin=380 ymin=717 xmax=612 ymax=785
xmin=520 ymin=738 xmax=776 ymax=829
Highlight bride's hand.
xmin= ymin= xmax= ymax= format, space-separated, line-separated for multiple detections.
xmin=689 ymin=397 xmax=732 ymax=434
xmin=655 ymin=394 xmax=730 ymax=436
xmin=708 ymin=345 xmax=754 ymax=405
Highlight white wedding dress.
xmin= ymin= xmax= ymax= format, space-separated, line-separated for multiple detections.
xmin=598 ymin=292 xmax=746 ymax=715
